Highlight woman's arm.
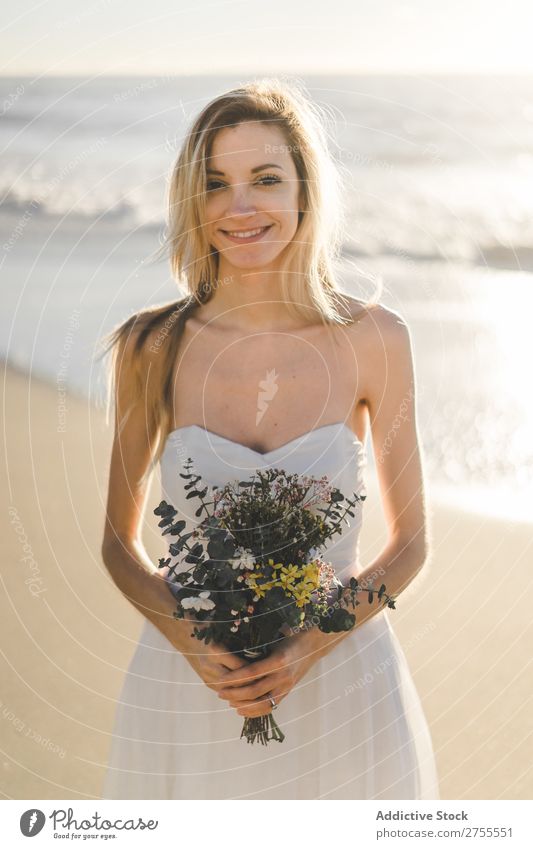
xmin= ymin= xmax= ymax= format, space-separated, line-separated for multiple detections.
xmin=100 ymin=329 xmax=188 ymax=648
xmin=311 ymin=305 xmax=429 ymax=657
xmin=102 ymin=537 xmax=189 ymax=645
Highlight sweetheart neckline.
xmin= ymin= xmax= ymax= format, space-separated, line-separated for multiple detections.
xmin=164 ymin=421 xmax=366 ymax=457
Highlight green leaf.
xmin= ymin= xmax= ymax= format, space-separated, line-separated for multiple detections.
xmin=193 ymin=564 xmax=207 ymax=582
xmin=176 ymin=571 xmax=191 ymax=583
xmin=154 ymin=500 xmax=177 ymax=518
xmin=284 ymin=605 xmax=303 ymax=627
xmin=328 ymin=608 xmax=355 ymax=631
xmin=207 ymin=535 xmax=236 ymax=560
xmin=162 ymin=519 xmax=187 ymax=536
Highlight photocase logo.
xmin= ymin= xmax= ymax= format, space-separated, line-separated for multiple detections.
xmin=19 ymin=806 xmax=159 ymax=838
xmin=20 ymin=809 xmax=45 ymax=836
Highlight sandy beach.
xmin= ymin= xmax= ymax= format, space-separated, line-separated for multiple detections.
xmin=1 ymin=360 xmax=531 ymax=801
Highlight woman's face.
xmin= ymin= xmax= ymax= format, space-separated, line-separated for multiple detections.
xmin=203 ymin=120 xmax=302 ymax=272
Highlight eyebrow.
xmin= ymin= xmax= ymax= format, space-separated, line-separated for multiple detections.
xmin=206 ymin=163 xmax=286 ymax=176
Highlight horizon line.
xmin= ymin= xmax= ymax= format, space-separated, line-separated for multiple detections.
xmin=2 ymin=70 xmax=533 ymax=79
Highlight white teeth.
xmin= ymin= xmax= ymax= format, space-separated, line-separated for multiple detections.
xmin=225 ymin=227 xmax=267 ymax=238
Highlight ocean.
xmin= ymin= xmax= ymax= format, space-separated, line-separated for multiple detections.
xmin=1 ymin=73 xmax=532 ymax=522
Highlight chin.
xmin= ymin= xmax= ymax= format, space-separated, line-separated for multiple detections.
xmin=217 ymin=249 xmax=287 ymax=271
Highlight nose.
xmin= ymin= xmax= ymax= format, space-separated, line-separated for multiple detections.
xmin=224 ymin=183 xmax=257 ymax=218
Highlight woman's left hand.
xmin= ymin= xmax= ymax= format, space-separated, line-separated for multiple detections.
xmin=216 ymin=627 xmax=339 ymax=718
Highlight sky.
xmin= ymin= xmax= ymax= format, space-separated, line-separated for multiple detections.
xmin=2 ymin=0 xmax=533 ymax=76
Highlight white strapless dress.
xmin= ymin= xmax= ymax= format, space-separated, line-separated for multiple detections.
xmin=102 ymin=422 xmax=440 ymax=800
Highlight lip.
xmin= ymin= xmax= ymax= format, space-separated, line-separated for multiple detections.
xmin=219 ymin=224 xmax=273 ymax=244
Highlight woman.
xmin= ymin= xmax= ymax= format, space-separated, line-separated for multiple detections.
xmin=98 ymin=78 xmax=440 ymax=800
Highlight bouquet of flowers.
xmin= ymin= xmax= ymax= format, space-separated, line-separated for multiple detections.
xmin=154 ymin=460 xmax=396 ymax=745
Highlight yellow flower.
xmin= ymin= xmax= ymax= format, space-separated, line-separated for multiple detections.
xmin=246 ymin=573 xmax=264 ymax=594
xmin=278 ymin=564 xmax=301 ymax=589
xmin=248 ymin=576 xmax=278 ymax=598
xmin=247 ymin=560 xmax=315 ymax=602
xmin=301 ymin=562 xmax=320 ymax=589
xmin=293 ymin=588 xmax=312 ymax=608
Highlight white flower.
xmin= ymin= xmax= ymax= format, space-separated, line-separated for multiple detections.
xmin=231 ymin=546 xmax=257 ymax=571
xmin=181 ymin=590 xmax=215 ymax=612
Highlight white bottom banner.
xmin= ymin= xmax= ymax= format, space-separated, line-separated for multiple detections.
xmin=1 ymin=799 xmax=530 ymax=848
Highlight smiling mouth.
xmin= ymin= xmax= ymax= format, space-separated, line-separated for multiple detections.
xmin=220 ymin=224 xmax=273 ymax=243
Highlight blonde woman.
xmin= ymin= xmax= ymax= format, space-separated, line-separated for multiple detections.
xmin=98 ymin=78 xmax=440 ymax=800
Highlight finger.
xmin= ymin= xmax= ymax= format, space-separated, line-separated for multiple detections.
xmin=218 ymin=667 xmax=267 ymax=688
xmin=234 ymin=693 xmax=274 ymax=711
xmin=236 ymin=694 xmax=281 ymax=717
xmin=227 ymin=680 xmax=288 ymax=711
xmin=218 ymin=656 xmax=281 ymax=686
xmin=208 ymin=644 xmax=249 ymax=670
xmin=212 ymin=674 xmax=267 ymax=697
xmin=204 ymin=662 xmax=250 ymax=689
xmin=218 ymin=676 xmax=275 ymax=702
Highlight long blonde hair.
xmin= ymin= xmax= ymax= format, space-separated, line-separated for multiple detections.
xmin=96 ymin=76 xmax=379 ymax=484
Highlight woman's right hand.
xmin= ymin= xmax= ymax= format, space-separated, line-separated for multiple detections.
xmin=155 ymin=572 xmax=250 ymax=696
xmin=171 ymin=613 xmax=251 ymax=696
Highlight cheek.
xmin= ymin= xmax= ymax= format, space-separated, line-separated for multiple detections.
xmin=280 ymin=208 xmax=300 ymax=238
xmin=204 ymin=197 xmax=222 ymax=226
xmin=279 ymin=188 xmax=301 ymax=226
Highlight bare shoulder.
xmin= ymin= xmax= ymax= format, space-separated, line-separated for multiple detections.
xmin=336 ymin=294 xmax=409 ymax=348
xmin=338 ymin=292 xmax=404 ymax=329
xmin=336 ymin=295 xmax=414 ymax=407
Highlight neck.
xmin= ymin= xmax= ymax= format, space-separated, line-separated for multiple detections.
xmin=200 ymin=261 xmax=307 ymax=332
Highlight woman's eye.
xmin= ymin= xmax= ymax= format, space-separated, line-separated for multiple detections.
xmin=206 ymin=174 xmax=281 ymax=192
xmin=256 ymin=174 xmax=281 ymax=186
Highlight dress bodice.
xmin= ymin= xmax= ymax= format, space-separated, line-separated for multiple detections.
xmin=159 ymin=421 xmax=368 ymax=582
